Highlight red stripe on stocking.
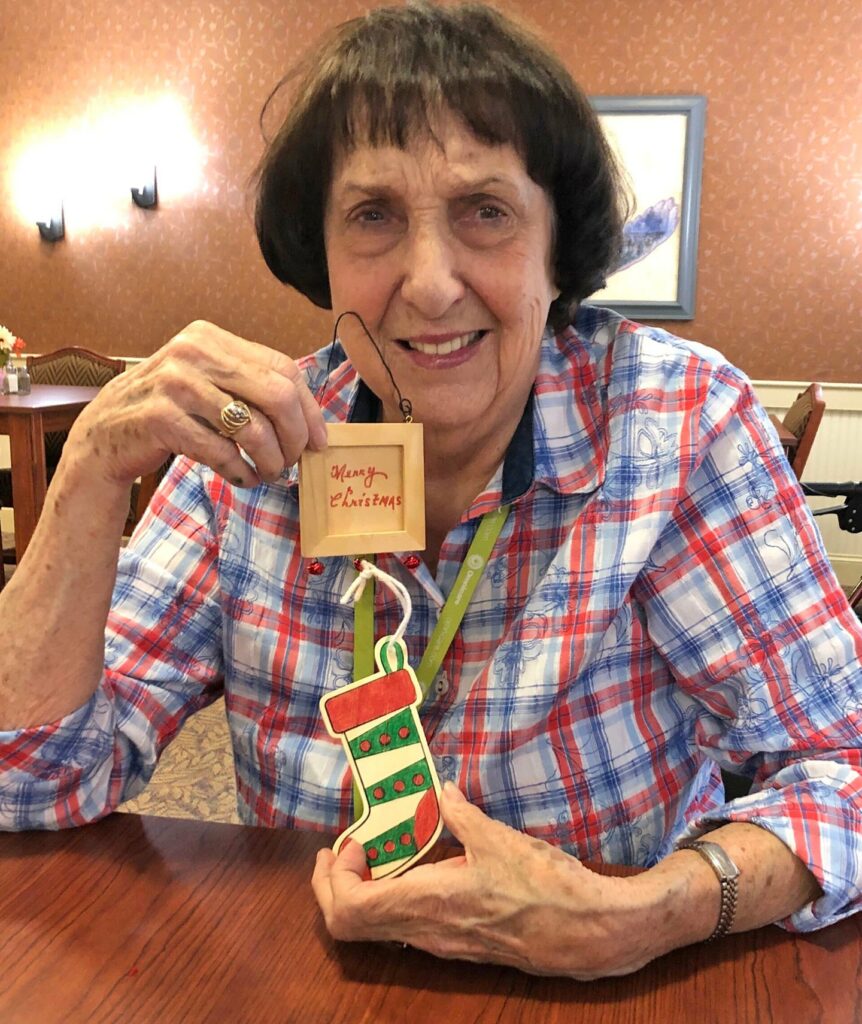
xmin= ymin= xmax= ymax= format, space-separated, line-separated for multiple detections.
xmin=325 ymin=669 xmax=417 ymax=733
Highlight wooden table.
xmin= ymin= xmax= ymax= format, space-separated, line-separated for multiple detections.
xmin=0 ymin=385 xmax=100 ymax=557
xmin=1 ymin=814 xmax=859 ymax=1023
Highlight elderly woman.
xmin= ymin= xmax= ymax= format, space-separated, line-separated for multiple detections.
xmin=1 ymin=2 xmax=860 ymax=980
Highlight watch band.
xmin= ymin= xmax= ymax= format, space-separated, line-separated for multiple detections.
xmin=678 ymin=838 xmax=740 ymax=941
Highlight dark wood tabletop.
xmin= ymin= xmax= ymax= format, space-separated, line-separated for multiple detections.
xmin=0 ymin=384 xmax=101 ymax=414
xmin=0 ymin=384 xmax=100 ymax=557
xmin=1 ymin=813 xmax=860 ymax=1024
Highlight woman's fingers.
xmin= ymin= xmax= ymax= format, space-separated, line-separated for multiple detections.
xmin=439 ymin=782 xmax=516 ymax=863
xmin=170 ymin=322 xmax=329 ymax=464
xmin=312 ymin=841 xmax=379 ymax=940
xmin=75 ymin=320 xmax=328 ymax=490
xmin=169 ymin=411 xmax=262 ymax=488
xmin=190 ymin=382 xmax=286 ymax=483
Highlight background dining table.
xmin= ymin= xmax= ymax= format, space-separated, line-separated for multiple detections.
xmin=0 ymin=384 xmax=100 ymax=558
xmin=1 ymin=812 xmax=859 ymax=1024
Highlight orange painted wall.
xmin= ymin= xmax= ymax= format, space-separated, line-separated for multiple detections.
xmin=2 ymin=0 xmax=860 ymax=382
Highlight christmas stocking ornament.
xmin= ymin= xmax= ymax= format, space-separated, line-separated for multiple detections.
xmin=321 ymin=634 xmax=443 ymax=879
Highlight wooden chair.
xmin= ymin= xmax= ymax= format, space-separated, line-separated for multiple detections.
xmin=849 ymin=578 xmax=862 ymax=618
xmin=782 ymin=383 xmax=825 ymax=480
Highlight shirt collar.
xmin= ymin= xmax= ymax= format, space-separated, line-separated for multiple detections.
xmin=289 ymin=310 xmax=608 ymax=507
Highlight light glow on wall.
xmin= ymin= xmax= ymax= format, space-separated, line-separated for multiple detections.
xmin=9 ymin=95 xmax=208 ymax=235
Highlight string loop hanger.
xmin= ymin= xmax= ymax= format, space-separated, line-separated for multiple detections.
xmin=325 ymin=310 xmax=414 ymax=423
xmin=341 ymin=559 xmax=413 ymax=662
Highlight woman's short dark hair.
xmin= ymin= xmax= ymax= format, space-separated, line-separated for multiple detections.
xmin=254 ymin=1 xmax=628 ymax=331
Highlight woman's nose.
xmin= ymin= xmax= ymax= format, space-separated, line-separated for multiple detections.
xmin=399 ymin=226 xmax=465 ymax=318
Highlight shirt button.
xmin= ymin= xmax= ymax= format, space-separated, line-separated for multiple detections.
xmin=435 ymin=671 xmax=449 ymax=697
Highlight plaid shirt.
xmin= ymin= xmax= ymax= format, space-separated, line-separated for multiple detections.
xmin=2 ymin=307 xmax=861 ymax=932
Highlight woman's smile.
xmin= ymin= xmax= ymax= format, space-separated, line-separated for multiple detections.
xmin=394 ymin=328 xmax=489 ymax=367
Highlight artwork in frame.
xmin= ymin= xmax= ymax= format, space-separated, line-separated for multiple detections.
xmin=586 ymin=95 xmax=707 ymax=320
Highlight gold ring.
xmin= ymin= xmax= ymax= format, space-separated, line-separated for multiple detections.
xmin=219 ymin=399 xmax=252 ymax=436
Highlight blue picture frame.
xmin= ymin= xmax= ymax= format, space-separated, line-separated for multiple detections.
xmin=586 ymin=95 xmax=707 ymax=320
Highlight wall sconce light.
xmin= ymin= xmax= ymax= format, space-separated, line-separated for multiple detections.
xmin=36 ymin=203 xmax=65 ymax=242
xmin=131 ymin=167 xmax=158 ymax=209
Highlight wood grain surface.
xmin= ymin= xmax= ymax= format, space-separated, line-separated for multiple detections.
xmin=1 ymin=813 xmax=860 ymax=1024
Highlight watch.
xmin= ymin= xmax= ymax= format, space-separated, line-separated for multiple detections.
xmin=678 ymin=838 xmax=740 ymax=941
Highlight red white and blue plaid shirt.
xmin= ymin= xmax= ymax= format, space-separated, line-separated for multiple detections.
xmin=2 ymin=307 xmax=861 ymax=932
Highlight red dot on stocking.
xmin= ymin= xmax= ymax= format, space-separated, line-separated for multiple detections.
xmin=359 ymin=740 xmax=372 ymax=753
xmin=353 ymin=558 xmax=364 ymax=571
xmin=400 ymin=833 xmax=412 ymax=846
xmin=413 ymin=773 xmax=425 ymax=786
xmin=373 ymin=786 xmax=385 ymax=800
xmin=384 ymin=840 xmax=396 ymax=853
xmin=307 ymin=560 xmax=325 ymax=576
xmin=379 ymin=733 xmax=391 ymax=746
xmin=403 ymin=554 xmax=421 ymax=570
xmin=367 ymin=847 xmax=378 ymax=861
xmin=398 ymin=726 xmax=410 ymax=739
xmin=394 ymin=780 xmax=405 ymax=793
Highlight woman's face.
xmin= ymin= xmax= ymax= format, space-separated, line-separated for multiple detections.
xmin=323 ymin=112 xmax=558 ymax=440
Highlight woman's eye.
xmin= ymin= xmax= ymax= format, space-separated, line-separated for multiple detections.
xmin=476 ymin=204 xmax=505 ymax=220
xmin=353 ymin=207 xmax=386 ymax=224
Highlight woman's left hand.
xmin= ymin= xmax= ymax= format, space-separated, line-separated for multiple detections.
xmin=312 ymin=783 xmax=671 ymax=979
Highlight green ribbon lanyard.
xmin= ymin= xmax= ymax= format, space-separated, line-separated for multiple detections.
xmin=353 ymin=504 xmax=511 ymax=697
xmin=350 ymin=505 xmax=509 ymax=819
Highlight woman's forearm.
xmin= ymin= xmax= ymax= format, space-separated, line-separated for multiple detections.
xmin=0 ymin=440 xmax=131 ymax=730
xmin=0 ymin=322 xmax=328 ymax=734
xmin=633 ymin=822 xmax=822 ymax=958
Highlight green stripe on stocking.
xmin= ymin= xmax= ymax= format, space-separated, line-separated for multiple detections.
xmin=348 ymin=707 xmax=417 ymax=761
xmin=364 ymin=812 xmax=419 ymax=869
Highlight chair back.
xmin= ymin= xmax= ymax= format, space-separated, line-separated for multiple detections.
xmin=27 ymin=347 xmax=125 ymax=388
xmin=782 ymin=382 xmax=825 ymax=479
xmin=26 ymin=348 xmax=125 ymax=465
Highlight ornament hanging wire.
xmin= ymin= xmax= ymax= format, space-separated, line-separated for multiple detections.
xmin=318 ymin=310 xmax=413 ymax=422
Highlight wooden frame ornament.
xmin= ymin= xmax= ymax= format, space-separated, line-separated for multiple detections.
xmin=299 ymin=422 xmax=425 ymax=557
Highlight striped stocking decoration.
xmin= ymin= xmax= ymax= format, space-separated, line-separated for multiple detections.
xmin=321 ymin=637 xmax=442 ymax=879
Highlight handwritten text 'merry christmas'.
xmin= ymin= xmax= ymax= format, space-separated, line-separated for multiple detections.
xmin=329 ymin=462 xmax=403 ymax=509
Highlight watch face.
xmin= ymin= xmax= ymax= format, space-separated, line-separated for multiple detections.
xmin=688 ymin=840 xmax=740 ymax=879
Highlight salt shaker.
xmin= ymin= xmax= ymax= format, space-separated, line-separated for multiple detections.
xmin=3 ymin=362 xmax=18 ymax=395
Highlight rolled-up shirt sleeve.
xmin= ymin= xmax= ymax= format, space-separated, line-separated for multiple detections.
xmin=637 ymin=366 xmax=862 ymax=931
xmin=0 ymin=457 xmax=225 ymax=830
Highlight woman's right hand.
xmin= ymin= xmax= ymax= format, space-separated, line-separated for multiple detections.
xmin=64 ymin=320 xmax=328 ymax=491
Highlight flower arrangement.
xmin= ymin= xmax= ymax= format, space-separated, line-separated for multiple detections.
xmin=0 ymin=325 xmax=26 ymax=369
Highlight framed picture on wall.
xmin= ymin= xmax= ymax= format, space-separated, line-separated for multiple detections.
xmin=586 ymin=95 xmax=707 ymax=320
